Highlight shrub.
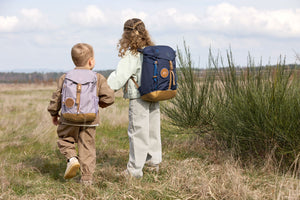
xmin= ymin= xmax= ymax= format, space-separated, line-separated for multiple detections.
xmin=163 ymin=43 xmax=300 ymax=170
xmin=211 ymin=52 xmax=300 ymax=168
xmin=162 ymin=42 xmax=214 ymax=134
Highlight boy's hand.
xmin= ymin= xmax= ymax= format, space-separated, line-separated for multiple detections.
xmin=52 ymin=115 xmax=60 ymax=126
xmin=99 ymin=101 xmax=113 ymax=108
xmin=99 ymin=102 xmax=108 ymax=108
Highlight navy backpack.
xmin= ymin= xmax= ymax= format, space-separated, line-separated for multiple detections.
xmin=131 ymin=45 xmax=177 ymax=102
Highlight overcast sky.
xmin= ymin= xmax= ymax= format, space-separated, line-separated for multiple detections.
xmin=0 ymin=0 xmax=299 ymax=72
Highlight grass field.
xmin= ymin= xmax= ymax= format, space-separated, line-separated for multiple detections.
xmin=0 ymin=83 xmax=299 ymax=199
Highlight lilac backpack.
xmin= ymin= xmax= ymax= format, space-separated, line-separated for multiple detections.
xmin=61 ymin=69 xmax=99 ymax=123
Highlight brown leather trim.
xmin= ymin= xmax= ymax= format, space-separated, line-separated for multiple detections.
xmin=62 ymin=113 xmax=96 ymax=123
xmin=141 ymin=90 xmax=177 ymax=102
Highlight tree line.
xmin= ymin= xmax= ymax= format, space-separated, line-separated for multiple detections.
xmin=0 ymin=70 xmax=114 ymax=83
xmin=1 ymin=65 xmax=298 ymax=84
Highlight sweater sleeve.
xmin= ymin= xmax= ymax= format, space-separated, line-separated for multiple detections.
xmin=97 ymin=73 xmax=115 ymax=108
xmin=107 ymin=53 xmax=137 ymax=90
xmin=47 ymin=74 xmax=65 ymax=116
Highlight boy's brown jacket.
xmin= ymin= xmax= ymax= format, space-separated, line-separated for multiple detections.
xmin=47 ymin=69 xmax=114 ymax=126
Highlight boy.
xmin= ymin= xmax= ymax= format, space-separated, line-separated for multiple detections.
xmin=47 ymin=43 xmax=114 ymax=185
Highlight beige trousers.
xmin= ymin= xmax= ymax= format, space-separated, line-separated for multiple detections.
xmin=57 ymin=124 xmax=96 ymax=181
xmin=127 ymin=98 xmax=162 ymax=177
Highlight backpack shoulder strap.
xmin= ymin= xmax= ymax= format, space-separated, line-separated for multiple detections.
xmin=125 ymin=76 xmax=139 ymax=93
xmin=130 ymin=76 xmax=139 ymax=89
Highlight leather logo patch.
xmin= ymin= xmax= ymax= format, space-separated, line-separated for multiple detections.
xmin=160 ymin=68 xmax=169 ymax=78
xmin=65 ymin=98 xmax=75 ymax=108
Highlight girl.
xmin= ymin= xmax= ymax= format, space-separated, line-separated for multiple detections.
xmin=107 ymin=18 xmax=161 ymax=178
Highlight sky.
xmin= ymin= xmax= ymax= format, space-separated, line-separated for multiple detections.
xmin=0 ymin=0 xmax=299 ymax=72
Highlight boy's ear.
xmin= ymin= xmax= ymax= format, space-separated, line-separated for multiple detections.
xmin=88 ymin=57 xmax=95 ymax=69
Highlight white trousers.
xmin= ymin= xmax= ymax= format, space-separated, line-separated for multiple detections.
xmin=127 ymin=98 xmax=162 ymax=177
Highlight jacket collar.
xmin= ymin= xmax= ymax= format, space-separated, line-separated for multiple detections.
xmin=74 ymin=66 xmax=91 ymax=70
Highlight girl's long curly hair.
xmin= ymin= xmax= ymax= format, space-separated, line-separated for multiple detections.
xmin=118 ymin=18 xmax=154 ymax=57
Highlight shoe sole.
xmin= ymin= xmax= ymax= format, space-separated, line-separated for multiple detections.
xmin=64 ymin=163 xmax=80 ymax=179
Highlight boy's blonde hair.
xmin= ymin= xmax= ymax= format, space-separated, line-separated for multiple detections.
xmin=71 ymin=43 xmax=94 ymax=67
xmin=118 ymin=18 xmax=154 ymax=57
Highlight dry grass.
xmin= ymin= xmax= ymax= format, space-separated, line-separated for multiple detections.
xmin=0 ymin=83 xmax=299 ymax=200
xmin=99 ymin=90 xmax=129 ymax=127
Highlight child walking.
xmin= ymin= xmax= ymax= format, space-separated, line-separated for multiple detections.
xmin=47 ymin=43 xmax=114 ymax=185
xmin=107 ymin=18 xmax=161 ymax=178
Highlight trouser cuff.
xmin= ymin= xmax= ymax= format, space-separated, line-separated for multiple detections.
xmin=66 ymin=155 xmax=78 ymax=161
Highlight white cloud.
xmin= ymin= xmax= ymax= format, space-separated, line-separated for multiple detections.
xmin=165 ymin=8 xmax=199 ymax=25
xmin=21 ymin=8 xmax=43 ymax=21
xmin=67 ymin=3 xmax=300 ymax=39
xmin=0 ymin=16 xmax=19 ymax=32
xmin=145 ymin=8 xmax=199 ymax=31
xmin=120 ymin=9 xmax=148 ymax=23
xmin=70 ymin=5 xmax=107 ymax=27
xmin=0 ymin=8 xmax=54 ymax=32
xmin=142 ymin=3 xmax=300 ymax=38
xmin=203 ymin=3 xmax=300 ymax=38
xmin=19 ymin=8 xmax=54 ymax=31
xmin=69 ymin=6 xmax=149 ymax=28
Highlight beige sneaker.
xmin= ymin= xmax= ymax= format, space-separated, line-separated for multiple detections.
xmin=64 ymin=157 xmax=80 ymax=179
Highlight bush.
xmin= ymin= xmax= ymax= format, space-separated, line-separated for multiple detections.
xmin=162 ymin=42 xmax=214 ymax=134
xmin=163 ymin=44 xmax=300 ymax=170
xmin=211 ymin=52 xmax=300 ymax=168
